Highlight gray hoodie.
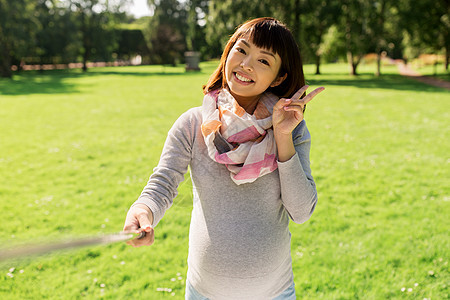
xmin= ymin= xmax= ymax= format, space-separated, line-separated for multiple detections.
xmin=133 ymin=106 xmax=317 ymax=299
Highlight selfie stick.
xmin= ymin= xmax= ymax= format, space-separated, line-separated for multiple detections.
xmin=0 ymin=231 xmax=146 ymax=262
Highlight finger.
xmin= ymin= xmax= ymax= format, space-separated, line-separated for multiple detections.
xmin=283 ymin=105 xmax=304 ymax=114
xmin=127 ymin=228 xmax=155 ymax=247
xmin=283 ymin=98 xmax=305 ymax=113
xmin=137 ymin=213 xmax=152 ymax=232
xmin=291 ymin=85 xmax=309 ymax=101
xmin=300 ymin=87 xmax=325 ymax=105
xmin=123 ymin=216 xmax=140 ymax=232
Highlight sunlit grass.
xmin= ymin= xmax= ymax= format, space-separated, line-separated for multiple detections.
xmin=0 ymin=62 xmax=448 ymax=299
xmin=410 ymin=62 xmax=450 ymax=81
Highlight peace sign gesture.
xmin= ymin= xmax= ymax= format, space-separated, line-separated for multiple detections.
xmin=272 ymin=85 xmax=325 ymax=135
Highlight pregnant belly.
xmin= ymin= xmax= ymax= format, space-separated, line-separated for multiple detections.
xmin=188 ymin=212 xmax=291 ymax=277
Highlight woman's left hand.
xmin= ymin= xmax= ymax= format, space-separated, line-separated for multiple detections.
xmin=273 ymin=85 xmax=325 ymax=135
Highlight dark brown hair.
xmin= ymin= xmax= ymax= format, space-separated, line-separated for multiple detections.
xmin=203 ymin=17 xmax=305 ymax=99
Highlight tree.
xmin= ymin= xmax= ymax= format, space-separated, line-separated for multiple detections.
xmin=398 ymin=0 xmax=450 ymax=71
xmin=0 ymin=0 xmax=39 ymax=77
xmin=185 ymin=0 xmax=209 ymax=54
xmin=373 ymin=0 xmax=387 ymax=76
xmin=302 ymin=0 xmax=341 ymax=74
xmin=115 ymin=27 xmax=150 ymax=61
xmin=69 ymin=0 xmax=126 ymax=71
xmin=146 ymin=0 xmax=188 ymax=65
xmin=206 ymin=0 xmax=280 ymax=58
xmin=34 ymin=0 xmax=80 ymax=67
xmin=340 ymin=0 xmax=377 ymax=75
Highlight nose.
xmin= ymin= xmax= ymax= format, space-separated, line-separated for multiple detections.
xmin=240 ymin=57 xmax=253 ymax=72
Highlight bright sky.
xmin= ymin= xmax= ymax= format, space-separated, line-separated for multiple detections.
xmin=128 ymin=0 xmax=152 ymax=18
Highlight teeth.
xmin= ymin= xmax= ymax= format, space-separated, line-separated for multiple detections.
xmin=236 ymin=73 xmax=252 ymax=82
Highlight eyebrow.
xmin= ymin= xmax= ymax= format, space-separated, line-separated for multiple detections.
xmin=240 ymin=40 xmax=276 ymax=59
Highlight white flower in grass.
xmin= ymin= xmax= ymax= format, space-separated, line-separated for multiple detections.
xmin=171 ymin=292 xmax=176 ymax=296
xmin=407 ymin=288 xmax=413 ymax=292
xmin=6 ymin=273 xmax=14 ymax=278
xmin=9 ymin=267 xmax=15 ymax=273
xmin=100 ymin=283 xmax=105 ymax=288
xmin=176 ymin=272 xmax=181 ymax=276
xmin=19 ymin=270 xmax=24 ymax=274
xmin=156 ymin=288 xmax=164 ymax=292
xmin=414 ymin=283 xmax=418 ymax=287
xmin=401 ymin=287 xmax=406 ymax=292
xmin=120 ymin=261 xmax=125 ymax=265
xmin=171 ymin=278 xmax=176 ymax=281
xmin=87 ymin=270 xmax=92 ymax=274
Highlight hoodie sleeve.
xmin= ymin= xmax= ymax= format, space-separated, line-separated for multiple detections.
xmin=277 ymin=120 xmax=318 ymax=224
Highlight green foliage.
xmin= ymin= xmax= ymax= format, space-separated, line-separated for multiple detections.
xmin=0 ymin=0 xmax=39 ymax=77
xmin=33 ymin=1 xmax=80 ymax=65
xmin=319 ymin=25 xmax=346 ymax=63
xmin=145 ymin=0 xmax=188 ymax=65
xmin=0 ymin=63 xmax=448 ymax=299
xmin=300 ymin=0 xmax=341 ymax=73
xmin=205 ymin=0 xmax=284 ymax=58
xmin=115 ymin=28 xmax=150 ymax=61
xmin=70 ymin=0 xmax=122 ymax=70
xmin=0 ymin=0 xmax=448 ymax=77
xmin=398 ymin=0 xmax=449 ymax=54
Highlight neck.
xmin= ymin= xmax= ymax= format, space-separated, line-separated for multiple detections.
xmin=229 ymin=90 xmax=262 ymax=114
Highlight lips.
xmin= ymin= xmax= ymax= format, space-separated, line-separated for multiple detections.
xmin=233 ymin=72 xmax=254 ymax=84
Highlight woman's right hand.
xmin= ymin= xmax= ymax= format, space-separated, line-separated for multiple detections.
xmin=123 ymin=204 xmax=155 ymax=247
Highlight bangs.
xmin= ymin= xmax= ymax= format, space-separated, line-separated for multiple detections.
xmin=239 ymin=20 xmax=286 ymax=57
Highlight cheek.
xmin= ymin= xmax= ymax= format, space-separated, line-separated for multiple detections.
xmin=224 ymin=62 xmax=231 ymax=82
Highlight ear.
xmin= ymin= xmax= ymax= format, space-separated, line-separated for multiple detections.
xmin=270 ymin=73 xmax=287 ymax=87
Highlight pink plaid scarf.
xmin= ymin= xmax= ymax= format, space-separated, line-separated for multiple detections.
xmin=201 ymin=89 xmax=278 ymax=185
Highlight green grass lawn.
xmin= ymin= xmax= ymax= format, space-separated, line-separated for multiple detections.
xmin=0 ymin=62 xmax=448 ymax=299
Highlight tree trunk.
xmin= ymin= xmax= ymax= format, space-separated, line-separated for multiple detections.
xmin=82 ymin=51 xmax=88 ymax=72
xmin=347 ymin=51 xmax=357 ymax=75
xmin=446 ymin=43 xmax=449 ymax=71
xmin=375 ymin=0 xmax=386 ymax=77
xmin=376 ymin=52 xmax=381 ymax=77
xmin=315 ymin=55 xmax=321 ymax=75
xmin=0 ymin=63 xmax=12 ymax=78
xmin=81 ymin=11 xmax=88 ymax=72
xmin=0 ymin=45 xmax=12 ymax=78
xmin=293 ymin=0 xmax=301 ymax=44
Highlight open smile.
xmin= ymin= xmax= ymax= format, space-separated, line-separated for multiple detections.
xmin=233 ymin=72 xmax=254 ymax=84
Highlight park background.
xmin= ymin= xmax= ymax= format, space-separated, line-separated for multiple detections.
xmin=0 ymin=0 xmax=449 ymax=299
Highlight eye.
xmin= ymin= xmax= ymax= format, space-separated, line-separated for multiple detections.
xmin=236 ymin=47 xmax=246 ymax=55
xmin=259 ymin=59 xmax=270 ymax=66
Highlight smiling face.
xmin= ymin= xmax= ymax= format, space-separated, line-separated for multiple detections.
xmin=224 ymin=38 xmax=286 ymax=105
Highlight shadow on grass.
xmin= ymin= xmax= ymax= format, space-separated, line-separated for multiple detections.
xmin=0 ymin=68 xmax=207 ymax=96
xmin=0 ymin=68 xmax=445 ymax=96
xmin=306 ymin=74 xmax=446 ymax=93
